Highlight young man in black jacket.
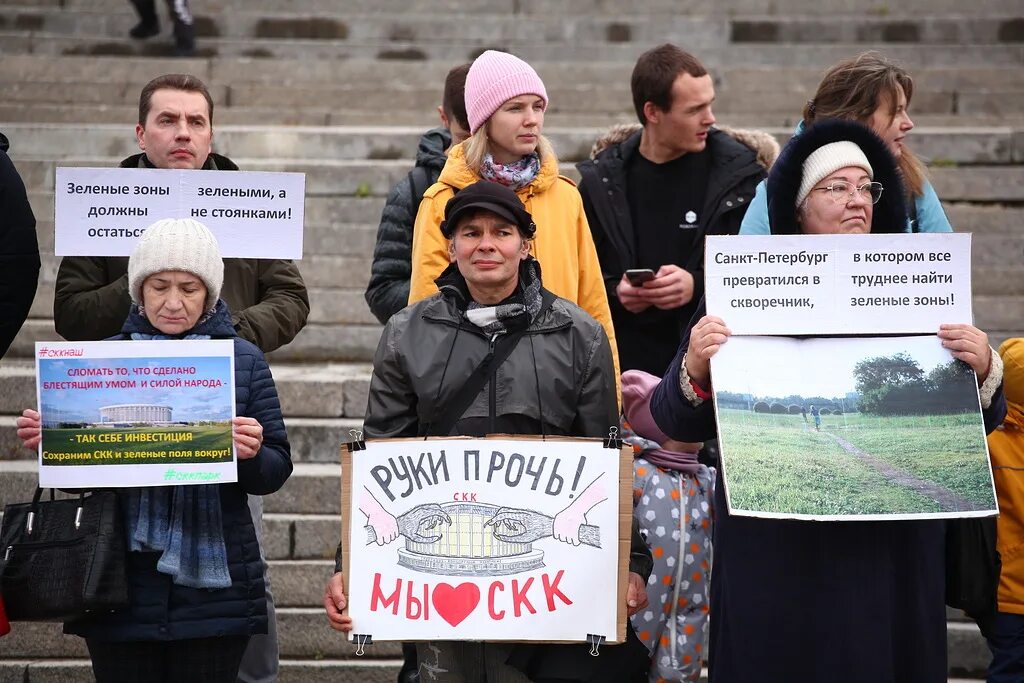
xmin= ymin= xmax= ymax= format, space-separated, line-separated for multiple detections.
xmin=364 ymin=63 xmax=471 ymax=324
xmin=577 ymin=44 xmax=771 ymax=377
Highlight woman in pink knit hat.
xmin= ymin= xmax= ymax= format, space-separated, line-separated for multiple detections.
xmin=407 ymin=50 xmax=620 ymax=382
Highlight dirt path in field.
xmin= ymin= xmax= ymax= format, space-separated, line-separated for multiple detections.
xmin=823 ymin=432 xmax=982 ymax=512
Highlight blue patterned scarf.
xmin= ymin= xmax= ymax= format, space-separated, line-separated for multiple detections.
xmin=124 ymin=326 xmax=230 ymax=589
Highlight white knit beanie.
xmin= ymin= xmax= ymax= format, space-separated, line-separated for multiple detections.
xmin=128 ymin=218 xmax=224 ymax=311
xmin=796 ymin=141 xmax=873 ymax=207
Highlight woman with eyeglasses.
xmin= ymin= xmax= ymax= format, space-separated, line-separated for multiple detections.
xmin=740 ymin=50 xmax=952 ymax=235
xmin=647 ymin=119 xmax=1005 ymax=683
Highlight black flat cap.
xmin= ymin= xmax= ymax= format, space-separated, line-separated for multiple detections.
xmin=440 ymin=180 xmax=537 ymax=239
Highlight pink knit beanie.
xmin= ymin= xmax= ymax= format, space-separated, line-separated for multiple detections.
xmin=464 ymin=50 xmax=549 ymax=135
xmin=621 ymin=370 xmax=670 ymax=445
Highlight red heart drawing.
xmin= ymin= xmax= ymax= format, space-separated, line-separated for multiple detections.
xmin=431 ymin=582 xmax=481 ymax=627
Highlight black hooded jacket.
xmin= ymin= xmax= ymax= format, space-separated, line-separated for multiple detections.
xmin=365 ymin=127 xmax=452 ymax=324
xmin=0 ymin=132 xmax=40 ymax=359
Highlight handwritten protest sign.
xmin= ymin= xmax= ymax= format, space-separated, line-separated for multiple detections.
xmin=704 ymin=233 xmax=972 ymax=335
xmin=55 ymin=167 xmax=305 ymax=258
xmin=342 ymin=438 xmax=630 ymax=643
xmin=36 ymin=340 xmax=236 ymax=488
xmin=710 ymin=335 xmax=996 ymax=521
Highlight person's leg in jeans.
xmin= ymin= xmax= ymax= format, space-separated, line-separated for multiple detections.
xmin=988 ymin=611 xmax=1024 ymax=683
xmin=237 ymin=493 xmax=280 ymax=683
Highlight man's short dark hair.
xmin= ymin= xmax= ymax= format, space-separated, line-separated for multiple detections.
xmin=631 ymin=44 xmax=708 ymax=125
xmin=442 ymin=63 xmax=471 ymax=132
xmin=138 ymin=74 xmax=215 ymax=127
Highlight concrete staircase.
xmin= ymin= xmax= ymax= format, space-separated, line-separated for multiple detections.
xmin=2 ymin=0 xmax=1023 ymax=679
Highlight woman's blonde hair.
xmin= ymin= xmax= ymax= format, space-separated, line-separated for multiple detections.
xmin=462 ymin=125 xmax=557 ymax=176
xmin=803 ymin=51 xmax=925 ymax=197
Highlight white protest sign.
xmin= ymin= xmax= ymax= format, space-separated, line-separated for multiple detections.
xmin=55 ymin=167 xmax=305 ymax=258
xmin=343 ymin=438 xmax=629 ymax=643
xmin=36 ymin=340 xmax=236 ymax=488
xmin=704 ymin=233 xmax=972 ymax=335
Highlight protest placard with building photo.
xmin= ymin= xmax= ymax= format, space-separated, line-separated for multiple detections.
xmin=36 ymin=339 xmax=236 ymax=488
xmin=341 ymin=437 xmax=631 ymax=643
xmin=710 ymin=335 xmax=996 ymax=521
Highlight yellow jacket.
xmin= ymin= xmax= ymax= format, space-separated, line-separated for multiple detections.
xmin=991 ymin=338 xmax=1024 ymax=614
xmin=409 ymin=144 xmax=621 ymax=392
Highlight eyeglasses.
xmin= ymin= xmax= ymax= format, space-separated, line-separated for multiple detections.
xmin=814 ymin=181 xmax=883 ymax=204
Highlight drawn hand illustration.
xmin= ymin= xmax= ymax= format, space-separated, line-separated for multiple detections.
xmin=483 ymin=474 xmax=607 ymax=547
xmin=361 ymin=487 xmax=453 ymax=546
xmin=553 ymin=473 xmax=607 ymax=546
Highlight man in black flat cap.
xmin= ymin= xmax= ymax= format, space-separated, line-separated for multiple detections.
xmin=325 ymin=180 xmax=653 ymax=683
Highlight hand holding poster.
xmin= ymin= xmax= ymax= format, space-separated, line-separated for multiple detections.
xmin=704 ymin=233 xmax=972 ymax=335
xmin=343 ymin=438 xmax=629 ymax=643
xmin=36 ymin=340 xmax=236 ymax=488
xmin=55 ymin=167 xmax=305 ymax=258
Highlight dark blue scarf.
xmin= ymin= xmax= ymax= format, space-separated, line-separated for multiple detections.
xmin=124 ymin=325 xmax=230 ymax=589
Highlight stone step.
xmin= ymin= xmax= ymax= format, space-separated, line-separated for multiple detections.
xmin=0 ymin=611 xmax=991 ymax=677
xmin=0 ymin=461 xmax=350 ymax=511
xmin=22 ymin=191 xmax=1024 ymax=241
xmin=5 ymin=317 xmax=383 ymax=363
xmin=0 ymin=360 xmax=370 ymax=418
xmin=5 ymin=7 xmax=1024 ymax=48
xmin=12 ymin=157 xmax=1024 ymax=203
xmin=11 ymin=0 xmax=1024 ymax=17
xmin=4 ymin=124 xmax=1023 ymax=165
xmin=6 ymin=101 xmax=1024 ymax=129
xmin=0 ymin=399 xmax=365 ymax=459
xmin=3 ymin=31 xmax=1022 ymax=66
xmin=0 ymin=9 xmax=727 ymax=49
xmin=6 ymin=54 xmax=1024 ymax=91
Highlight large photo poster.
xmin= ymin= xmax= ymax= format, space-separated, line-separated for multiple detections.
xmin=704 ymin=232 xmax=996 ymax=521
xmin=710 ymin=335 xmax=996 ymax=521
xmin=343 ymin=438 xmax=629 ymax=643
xmin=36 ymin=340 xmax=236 ymax=488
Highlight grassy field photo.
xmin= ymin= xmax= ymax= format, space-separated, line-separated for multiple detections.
xmin=712 ymin=335 xmax=995 ymax=519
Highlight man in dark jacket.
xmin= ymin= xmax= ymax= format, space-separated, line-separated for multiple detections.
xmin=52 ymin=73 xmax=306 ymax=683
xmin=577 ymin=44 xmax=771 ymax=377
xmin=364 ymin=63 xmax=470 ymax=324
xmin=54 ymin=74 xmax=309 ymax=354
xmin=326 ymin=181 xmax=653 ymax=682
xmin=0 ymin=132 xmax=40 ymax=359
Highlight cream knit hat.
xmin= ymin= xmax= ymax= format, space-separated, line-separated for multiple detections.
xmin=796 ymin=141 xmax=873 ymax=207
xmin=128 ymin=218 xmax=224 ymax=311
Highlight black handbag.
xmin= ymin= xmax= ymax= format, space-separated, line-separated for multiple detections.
xmin=0 ymin=488 xmax=128 ymax=621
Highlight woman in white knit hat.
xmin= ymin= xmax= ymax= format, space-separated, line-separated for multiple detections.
xmin=16 ymin=218 xmax=292 ymax=683
xmin=406 ymin=49 xmax=620 ymax=383
xmin=647 ymin=119 xmax=1006 ymax=683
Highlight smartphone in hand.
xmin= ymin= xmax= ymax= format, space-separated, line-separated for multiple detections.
xmin=625 ymin=268 xmax=656 ymax=286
